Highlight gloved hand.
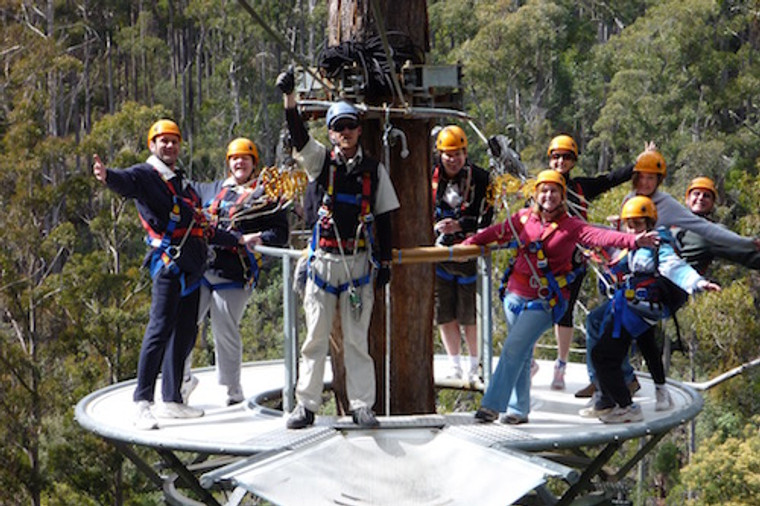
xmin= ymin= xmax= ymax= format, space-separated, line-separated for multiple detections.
xmin=276 ymin=67 xmax=295 ymax=94
xmin=376 ymin=266 xmax=391 ymax=287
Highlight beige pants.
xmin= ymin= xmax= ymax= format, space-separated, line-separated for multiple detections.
xmin=297 ymin=250 xmax=376 ymax=412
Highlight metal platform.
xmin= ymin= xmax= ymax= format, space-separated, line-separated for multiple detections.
xmin=75 ymin=356 xmax=702 ymax=505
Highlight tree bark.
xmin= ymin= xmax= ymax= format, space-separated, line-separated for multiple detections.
xmin=327 ymin=0 xmax=435 ymax=415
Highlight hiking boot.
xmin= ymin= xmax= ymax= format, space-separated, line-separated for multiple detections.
xmin=286 ymin=403 xmax=315 ymax=430
xmin=550 ymin=360 xmax=566 ymax=390
xmin=599 ymin=403 xmax=644 ymax=424
xmin=474 ymin=407 xmax=498 ymax=423
xmin=530 ymin=359 xmax=539 ymax=378
xmin=226 ymin=385 xmax=245 ymax=406
xmin=154 ymin=402 xmax=204 ymax=419
xmin=655 ymin=386 xmax=673 ymax=412
xmin=352 ymin=406 xmax=380 ymax=428
xmin=575 ymin=383 xmax=596 ymax=398
xmin=180 ymin=375 xmax=199 ymax=404
xmin=134 ymin=401 xmax=158 ymax=430
xmin=628 ymin=377 xmax=641 ymax=396
xmin=500 ymin=413 xmax=529 ymax=425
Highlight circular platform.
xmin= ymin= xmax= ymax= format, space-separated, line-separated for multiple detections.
xmin=75 ymin=357 xmax=702 ymax=455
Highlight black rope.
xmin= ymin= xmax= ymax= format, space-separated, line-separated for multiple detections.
xmin=317 ymin=32 xmax=424 ymax=101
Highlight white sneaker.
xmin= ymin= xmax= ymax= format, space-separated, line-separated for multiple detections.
xmin=599 ymin=403 xmax=643 ymax=424
xmin=445 ymin=366 xmax=463 ymax=380
xmin=134 ymin=401 xmax=158 ymax=430
xmin=579 ymin=405 xmax=614 ymax=418
xmin=154 ymin=401 xmax=204 ymax=419
xmin=550 ymin=360 xmax=566 ymax=390
xmin=655 ymin=386 xmax=673 ymax=412
xmin=180 ymin=375 xmax=199 ymax=404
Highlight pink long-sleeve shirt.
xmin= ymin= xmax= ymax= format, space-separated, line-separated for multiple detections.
xmin=463 ymin=208 xmax=638 ymax=300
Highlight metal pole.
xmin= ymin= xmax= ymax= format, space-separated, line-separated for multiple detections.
xmin=479 ymin=256 xmax=493 ymax=387
xmin=281 ymin=255 xmax=298 ymax=412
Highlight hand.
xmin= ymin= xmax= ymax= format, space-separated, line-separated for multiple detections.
xmin=92 ymin=154 xmax=107 ymax=183
xmin=698 ymin=279 xmax=721 ymax=292
xmin=644 ymin=140 xmax=657 ymax=152
xmin=241 ymin=232 xmax=263 ymax=251
xmin=376 ymin=266 xmax=391 ymax=287
xmin=435 ymin=218 xmax=461 ymax=235
xmin=276 ymin=67 xmax=295 ymax=95
xmin=634 ymin=230 xmax=660 ymax=248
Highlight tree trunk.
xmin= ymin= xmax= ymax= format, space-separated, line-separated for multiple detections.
xmin=327 ymin=0 xmax=434 ymax=415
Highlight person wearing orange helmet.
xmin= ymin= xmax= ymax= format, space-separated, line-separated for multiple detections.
xmin=182 ymin=138 xmax=289 ymax=406
xmin=672 ymin=176 xmax=760 ymax=274
xmin=589 ymin=196 xmax=720 ymax=423
xmin=459 ymin=170 xmax=659 ymax=424
xmin=432 ymin=125 xmax=493 ymax=383
xmin=577 ymin=151 xmax=760 ymax=403
xmin=92 ymin=120 xmax=263 ymax=430
xmin=544 ymin=134 xmax=648 ymax=392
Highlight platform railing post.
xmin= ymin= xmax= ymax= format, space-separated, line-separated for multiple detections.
xmin=282 ymin=255 xmax=298 ymax=412
xmin=478 ymin=255 xmax=493 ymax=387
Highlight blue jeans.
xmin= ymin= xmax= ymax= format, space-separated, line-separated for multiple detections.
xmin=482 ymin=293 xmax=553 ymax=418
xmin=585 ymin=301 xmax=634 ymax=385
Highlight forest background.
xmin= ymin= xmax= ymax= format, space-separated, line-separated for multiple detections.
xmin=3 ymin=0 xmax=760 ymax=504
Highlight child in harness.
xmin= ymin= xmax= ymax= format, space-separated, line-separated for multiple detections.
xmin=590 ymin=196 xmax=720 ymax=424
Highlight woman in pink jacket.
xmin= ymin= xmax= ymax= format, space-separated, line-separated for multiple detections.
xmin=462 ymin=170 xmax=658 ymax=424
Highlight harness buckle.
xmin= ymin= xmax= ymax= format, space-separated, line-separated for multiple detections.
xmin=166 ymin=245 xmax=181 ymax=260
xmin=634 ymin=287 xmax=649 ymax=301
xmin=537 ymin=285 xmax=551 ymax=299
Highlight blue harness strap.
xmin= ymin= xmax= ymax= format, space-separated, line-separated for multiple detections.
xmin=435 ymin=266 xmax=477 ymax=284
xmin=148 ymin=194 xmax=200 ymax=297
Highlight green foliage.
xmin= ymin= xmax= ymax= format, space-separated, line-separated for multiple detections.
xmin=674 ymin=418 xmax=760 ymax=505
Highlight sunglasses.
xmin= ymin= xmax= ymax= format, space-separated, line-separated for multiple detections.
xmin=551 ymin=153 xmax=576 ymax=161
xmin=331 ymin=120 xmax=359 ymax=132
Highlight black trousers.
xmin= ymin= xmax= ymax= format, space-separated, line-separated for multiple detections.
xmin=592 ymin=324 xmax=664 ymax=408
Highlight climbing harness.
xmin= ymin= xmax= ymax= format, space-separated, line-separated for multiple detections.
xmin=306 ymin=160 xmax=378 ymax=321
xmin=141 ymin=176 xmax=210 ymax=297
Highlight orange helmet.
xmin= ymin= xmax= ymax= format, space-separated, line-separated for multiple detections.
xmin=634 ymin=150 xmax=667 ymax=176
xmin=621 ymin=195 xmax=658 ymax=221
xmin=685 ymin=176 xmax=717 ymax=201
xmin=436 ymin=125 xmax=468 ymax=152
xmin=226 ymin=137 xmax=259 ymax=165
xmin=547 ymin=134 xmax=578 ymax=158
xmin=535 ymin=169 xmax=566 ymax=196
xmin=147 ymin=119 xmax=182 ymax=146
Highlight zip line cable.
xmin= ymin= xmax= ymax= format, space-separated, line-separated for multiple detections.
xmin=235 ymin=0 xmax=335 ymax=92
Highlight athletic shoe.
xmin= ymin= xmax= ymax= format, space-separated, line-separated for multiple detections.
xmin=655 ymin=386 xmax=673 ymax=412
xmin=628 ymin=377 xmax=641 ymax=396
xmin=180 ymin=375 xmax=199 ymax=404
xmin=445 ymin=366 xmax=463 ymax=380
xmin=474 ymin=407 xmax=498 ymax=423
xmin=286 ymin=403 xmax=315 ymax=429
xmin=352 ymin=406 xmax=380 ymax=428
xmin=551 ymin=360 xmax=566 ymax=390
xmin=599 ymin=403 xmax=644 ymax=424
xmin=154 ymin=402 xmax=204 ymax=419
xmin=574 ymin=383 xmax=596 ymax=398
xmin=134 ymin=401 xmax=158 ymax=430
xmin=579 ymin=405 xmax=614 ymax=418
xmin=530 ymin=359 xmax=539 ymax=378
xmin=500 ymin=413 xmax=529 ymax=425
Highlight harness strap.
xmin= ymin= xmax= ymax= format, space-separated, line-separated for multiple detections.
xmin=435 ymin=265 xmax=477 ymax=284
